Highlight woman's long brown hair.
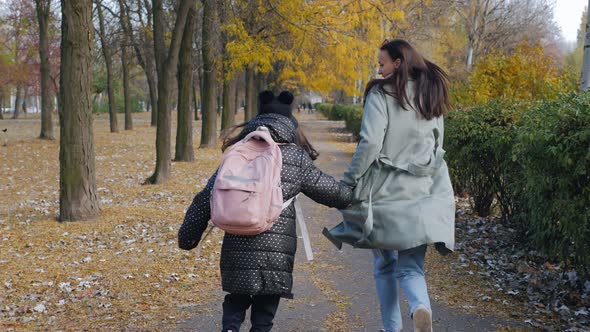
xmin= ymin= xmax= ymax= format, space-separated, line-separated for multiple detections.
xmin=364 ymin=39 xmax=451 ymax=120
xmin=221 ymin=123 xmax=319 ymax=161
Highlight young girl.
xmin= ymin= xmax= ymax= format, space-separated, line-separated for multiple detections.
xmin=178 ymin=90 xmax=352 ymax=332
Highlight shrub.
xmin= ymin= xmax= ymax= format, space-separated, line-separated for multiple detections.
xmin=344 ymin=104 xmax=363 ymax=138
xmin=92 ymin=99 xmax=109 ymax=114
xmin=446 ymin=92 xmax=590 ymax=272
xmin=445 ymin=100 xmax=524 ymax=218
xmin=93 ymin=95 xmax=145 ymax=114
xmin=513 ymin=92 xmax=590 ymax=269
xmin=314 ymin=103 xmax=333 ymax=118
xmin=314 ymin=102 xmax=363 ymax=139
xmin=329 ymin=104 xmax=350 ymax=120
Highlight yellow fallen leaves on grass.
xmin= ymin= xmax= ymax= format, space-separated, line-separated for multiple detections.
xmin=0 ymin=113 xmax=224 ymax=330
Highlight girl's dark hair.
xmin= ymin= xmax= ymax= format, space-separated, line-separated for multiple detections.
xmin=221 ymin=123 xmax=319 ymax=161
xmin=221 ymin=123 xmax=248 ymax=152
xmin=296 ymin=127 xmax=319 ymax=160
xmin=364 ymin=39 xmax=451 ymax=120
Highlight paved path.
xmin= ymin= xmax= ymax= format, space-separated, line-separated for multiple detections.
xmin=176 ymin=116 xmax=520 ymax=331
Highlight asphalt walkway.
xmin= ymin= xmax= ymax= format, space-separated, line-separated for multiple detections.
xmin=176 ymin=115 xmax=518 ymax=331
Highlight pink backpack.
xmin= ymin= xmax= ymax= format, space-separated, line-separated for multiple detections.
xmin=210 ymin=126 xmax=292 ymax=235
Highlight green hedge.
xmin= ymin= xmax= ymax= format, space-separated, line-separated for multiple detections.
xmin=93 ymin=95 xmax=144 ymax=114
xmin=343 ymin=105 xmax=363 ymax=137
xmin=446 ymin=93 xmax=590 ymax=270
xmin=315 ymin=103 xmax=333 ymax=118
xmin=330 ymin=104 xmax=351 ymax=121
xmin=514 ymin=93 xmax=590 ymax=268
xmin=445 ymin=100 xmax=526 ymax=219
xmin=315 ymin=102 xmax=363 ymax=139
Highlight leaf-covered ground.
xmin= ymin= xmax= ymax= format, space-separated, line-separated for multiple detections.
xmin=1 ymin=112 xmax=588 ymax=331
xmin=1 ymin=113 xmax=226 ymax=330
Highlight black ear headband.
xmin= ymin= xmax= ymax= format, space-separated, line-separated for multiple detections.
xmin=259 ymin=90 xmax=294 ymax=105
xmin=257 ymin=90 xmax=298 ymax=129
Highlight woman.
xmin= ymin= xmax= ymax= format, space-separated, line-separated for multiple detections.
xmin=323 ymin=39 xmax=455 ymax=332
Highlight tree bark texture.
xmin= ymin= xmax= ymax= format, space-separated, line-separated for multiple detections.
xmin=147 ymin=0 xmax=194 ymax=184
xmin=96 ymin=0 xmax=119 ymax=133
xmin=12 ymin=85 xmax=22 ymax=119
xmin=175 ymin=5 xmax=196 ymax=161
xmin=200 ymin=0 xmax=219 ymax=148
xmin=36 ymin=0 xmax=54 ymax=139
xmin=244 ymin=67 xmax=256 ymax=121
xmin=221 ymin=75 xmax=236 ymax=132
xmin=59 ymin=0 xmax=100 ymax=221
xmin=121 ymin=0 xmax=158 ymax=126
xmin=117 ymin=0 xmax=133 ymax=130
xmin=122 ymin=44 xmax=133 ymax=130
xmin=193 ymin=77 xmax=200 ymax=121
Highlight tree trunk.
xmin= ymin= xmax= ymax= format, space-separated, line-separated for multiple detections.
xmin=200 ymin=0 xmax=219 ymax=148
xmin=174 ymin=6 xmax=196 ymax=162
xmin=36 ymin=0 xmax=54 ymax=139
xmin=221 ymin=75 xmax=236 ymax=132
xmin=256 ymin=71 xmax=267 ymax=93
xmin=217 ymin=90 xmax=222 ymax=115
xmin=148 ymin=69 xmax=158 ymax=126
xmin=581 ymin=0 xmax=590 ymax=91
xmin=234 ymin=72 xmax=240 ymax=118
xmin=121 ymin=0 xmax=158 ymax=126
xmin=242 ymin=0 xmax=258 ymax=122
xmin=96 ymin=0 xmax=119 ymax=133
xmin=122 ymin=44 xmax=132 ymax=130
xmin=117 ymin=0 xmax=133 ymax=130
xmin=142 ymin=2 xmax=158 ymax=128
xmin=245 ymin=67 xmax=256 ymax=121
xmin=59 ymin=0 xmax=100 ymax=221
xmin=192 ymin=77 xmax=200 ymax=121
xmin=466 ymin=42 xmax=475 ymax=71
xmin=146 ymin=0 xmax=195 ymax=184
xmin=0 ymin=96 xmax=3 ymax=120
xmin=22 ymin=89 xmax=28 ymax=115
xmin=12 ymin=85 xmax=22 ymax=119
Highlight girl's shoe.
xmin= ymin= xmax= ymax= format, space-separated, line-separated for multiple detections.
xmin=413 ymin=305 xmax=432 ymax=332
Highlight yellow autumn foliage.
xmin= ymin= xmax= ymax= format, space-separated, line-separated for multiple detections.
xmin=221 ymin=1 xmax=573 ymax=104
xmin=454 ymin=43 xmax=576 ymax=107
xmin=222 ymin=0 xmax=414 ymax=98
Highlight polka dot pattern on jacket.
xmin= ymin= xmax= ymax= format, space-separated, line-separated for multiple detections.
xmin=178 ymin=113 xmax=353 ymax=298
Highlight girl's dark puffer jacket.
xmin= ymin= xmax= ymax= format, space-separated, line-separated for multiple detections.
xmin=178 ymin=113 xmax=352 ymax=298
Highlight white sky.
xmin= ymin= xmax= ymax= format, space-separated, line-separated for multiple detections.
xmin=554 ymin=0 xmax=588 ymax=43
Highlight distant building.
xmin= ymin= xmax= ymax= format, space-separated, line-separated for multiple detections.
xmin=301 ymin=91 xmax=322 ymax=105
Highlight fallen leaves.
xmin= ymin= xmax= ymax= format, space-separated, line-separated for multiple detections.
xmin=429 ymin=197 xmax=590 ymax=331
xmin=0 ymin=114 xmax=224 ymax=330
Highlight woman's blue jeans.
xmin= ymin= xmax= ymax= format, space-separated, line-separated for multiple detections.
xmin=373 ymin=245 xmax=431 ymax=332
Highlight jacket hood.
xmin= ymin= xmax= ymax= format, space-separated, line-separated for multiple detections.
xmin=243 ymin=113 xmax=297 ymax=144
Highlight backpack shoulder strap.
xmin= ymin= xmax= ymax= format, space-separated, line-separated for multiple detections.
xmin=294 ymin=198 xmax=313 ymax=261
xmin=282 ymin=195 xmax=296 ymax=209
xmin=195 ymin=225 xmax=216 ymax=257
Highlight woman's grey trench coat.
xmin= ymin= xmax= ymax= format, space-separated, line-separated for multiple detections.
xmin=323 ymin=83 xmax=455 ymax=254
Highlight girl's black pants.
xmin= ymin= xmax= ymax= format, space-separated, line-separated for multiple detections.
xmin=221 ymin=293 xmax=281 ymax=332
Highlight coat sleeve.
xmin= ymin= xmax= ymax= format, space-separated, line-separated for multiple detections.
xmin=300 ymin=151 xmax=353 ymax=209
xmin=178 ymin=171 xmax=217 ymax=250
xmin=342 ymin=89 xmax=388 ymax=187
